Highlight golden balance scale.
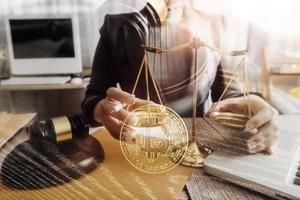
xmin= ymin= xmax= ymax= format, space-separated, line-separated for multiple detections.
xmin=120 ymin=36 xmax=251 ymax=171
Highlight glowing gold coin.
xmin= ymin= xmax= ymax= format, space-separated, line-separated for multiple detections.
xmin=120 ymin=104 xmax=188 ymax=173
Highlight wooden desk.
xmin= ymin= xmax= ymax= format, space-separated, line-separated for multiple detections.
xmin=0 ymin=118 xmax=274 ymax=200
xmin=0 ymin=126 xmax=191 ymax=200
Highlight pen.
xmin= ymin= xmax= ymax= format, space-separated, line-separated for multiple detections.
xmin=111 ymin=102 xmax=126 ymax=113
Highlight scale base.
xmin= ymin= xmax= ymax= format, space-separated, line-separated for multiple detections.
xmin=181 ymin=142 xmax=212 ymax=168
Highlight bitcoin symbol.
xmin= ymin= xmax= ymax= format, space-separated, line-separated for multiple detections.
xmin=139 ymin=126 xmax=170 ymax=161
xmin=120 ymin=104 xmax=188 ymax=173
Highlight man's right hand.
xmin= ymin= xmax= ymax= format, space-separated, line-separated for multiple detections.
xmin=93 ymin=87 xmax=152 ymax=139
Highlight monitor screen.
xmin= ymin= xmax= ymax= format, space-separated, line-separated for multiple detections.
xmin=9 ymin=18 xmax=75 ymax=59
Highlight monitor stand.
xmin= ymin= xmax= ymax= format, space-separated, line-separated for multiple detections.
xmin=1 ymin=135 xmax=104 ymax=189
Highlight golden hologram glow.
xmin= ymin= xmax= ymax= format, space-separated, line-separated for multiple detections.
xmin=141 ymin=36 xmax=250 ymax=167
xmin=120 ymin=43 xmax=189 ymax=173
xmin=120 ymin=104 xmax=188 ymax=173
xmin=120 ymin=26 xmax=251 ymax=169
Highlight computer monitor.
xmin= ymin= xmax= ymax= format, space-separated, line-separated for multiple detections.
xmin=5 ymin=15 xmax=82 ymax=75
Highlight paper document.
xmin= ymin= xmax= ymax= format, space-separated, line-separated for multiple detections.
xmin=0 ymin=112 xmax=36 ymax=148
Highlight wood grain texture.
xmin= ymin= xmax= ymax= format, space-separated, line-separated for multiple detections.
xmin=0 ymin=127 xmax=191 ymax=200
xmin=1 ymin=136 xmax=104 ymax=189
xmin=0 ymin=117 xmax=275 ymax=200
xmin=184 ymin=118 xmax=275 ymax=200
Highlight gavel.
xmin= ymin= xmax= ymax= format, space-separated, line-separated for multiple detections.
xmin=29 ymin=114 xmax=89 ymax=144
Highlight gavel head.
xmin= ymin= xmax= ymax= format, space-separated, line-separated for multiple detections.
xmin=29 ymin=114 xmax=89 ymax=144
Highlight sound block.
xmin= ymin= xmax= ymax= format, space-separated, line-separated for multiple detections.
xmin=1 ymin=135 xmax=104 ymax=190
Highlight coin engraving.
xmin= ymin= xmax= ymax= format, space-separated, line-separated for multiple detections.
xmin=120 ymin=104 xmax=188 ymax=173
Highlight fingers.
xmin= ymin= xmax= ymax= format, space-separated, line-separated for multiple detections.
xmin=214 ymin=95 xmax=278 ymax=131
xmin=102 ymin=99 xmax=130 ymax=121
xmin=129 ymin=98 xmax=154 ymax=111
xmin=103 ymin=99 xmax=154 ymax=139
xmin=101 ymin=99 xmax=116 ymax=114
xmin=263 ymin=147 xmax=274 ymax=155
xmin=213 ymin=97 xmax=252 ymax=114
xmin=245 ymin=107 xmax=277 ymax=130
xmin=213 ymin=101 xmax=246 ymax=114
xmin=102 ymin=115 xmax=122 ymax=139
xmin=247 ymin=120 xmax=278 ymax=154
xmin=98 ymin=96 xmax=132 ymax=139
xmin=247 ymin=135 xmax=277 ymax=154
xmin=212 ymin=95 xmax=262 ymax=114
xmin=106 ymin=87 xmax=135 ymax=105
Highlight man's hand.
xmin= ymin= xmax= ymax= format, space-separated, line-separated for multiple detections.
xmin=93 ymin=87 xmax=152 ymax=139
xmin=214 ymin=95 xmax=279 ymax=154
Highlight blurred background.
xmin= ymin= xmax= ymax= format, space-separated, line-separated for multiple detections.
xmin=0 ymin=0 xmax=299 ymax=118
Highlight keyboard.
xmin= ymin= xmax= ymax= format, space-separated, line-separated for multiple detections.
xmin=0 ymin=76 xmax=71 ymax=86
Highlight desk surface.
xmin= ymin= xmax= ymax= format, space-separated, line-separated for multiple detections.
xmin=0 ymin=118 xmax=273 ymax=200
xmin=0 ymin=67 xmax=91 ymax=91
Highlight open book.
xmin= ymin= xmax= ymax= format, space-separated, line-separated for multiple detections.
xmin=0 ymin=112 xmax=36 ymax=148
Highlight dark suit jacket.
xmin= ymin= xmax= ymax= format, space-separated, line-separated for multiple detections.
xmin=82 ymin=4 xmax=242 ymax=125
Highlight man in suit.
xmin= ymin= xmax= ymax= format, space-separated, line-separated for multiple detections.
xmin=82 ymin=0 xmax=278 ymax=154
